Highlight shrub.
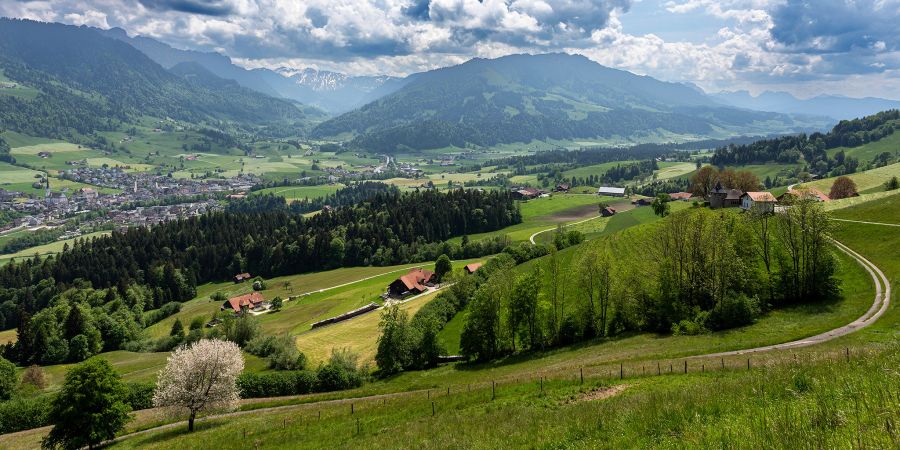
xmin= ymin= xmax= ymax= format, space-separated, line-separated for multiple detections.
xmin=316 ymin=349 xmax=364 ymax=392
xmin=124 ymin=382 xmax=155 ymax=410
xmin=237 ymin=371 xmax=317 ymax=398
xmin=144 ymin=302 xmax=182 ymax=326
xmin=0 ymin=395 xmax=51 ymax=434
xmin=20 ymin=365 xmax=46 ymax=390
xmin=705 ymin=294 xmax=761 ymax=330
xmin=0 ymin=356 xmax=16 ymax=400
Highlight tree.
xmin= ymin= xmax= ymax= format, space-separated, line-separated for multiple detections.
xmin=0 ymin=356 xmax=16 ymax=400
xmin=20 ymin=364 xmax=46 ymax=390
xmin=651 ymin=194 xmax=671 ymax=217
xmin=170 ymin=319 xmax=185 ymax=339
xmin=270 ymin=297 xmax=283 ymax=311
xmin=885 ymin=176 xmax=899 ymax=191
xmin=375 ymin=306 xmax=414 ymax=374
xmin=153 ymin=339 xmax=244 ymax=432
xmin=689 ymin=165 xmax=718 ymax=197
xmin=42 ymin=358 xmax=131 ymax=450
xmin=221 ymin=313 xmax=260 ymax=347
xmin=509 ymin=269 xmax=542 ymax=350
xmin=434 ymin=254 xmax=452 ymax=282
xmin=829 ymin=176 xmax=858 ymax=199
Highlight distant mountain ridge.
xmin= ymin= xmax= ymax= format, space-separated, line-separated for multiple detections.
xmin=0 ymin=18 xmax=307 ymax=139
xmin=311 ymin=53 xmax=831 ymax=151
xmin=711 ymin=90 xmax=900 ymax=120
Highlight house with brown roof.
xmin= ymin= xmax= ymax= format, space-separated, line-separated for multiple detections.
xmin=512 ymin=187 xmax=542 ymax=200
xmin=464 ymin=263 xmax=483 ymax=274
xmin=777 ymin=187 xmax=829 ymax=203
xmin=600 ymin=206 xmax=616 ymax=217
xmin=555 ymin=183 xmax=570 ymax=193
xmin=740 ymin=192 xmax=777 ymax=213
xmin=234 ymin=273 xmax=252 ymax=283
xmin=222 ymin=292 xmax=266 ymax=314
xmin=388 ymin=268 xmax=436 ymax=297
xmin=668 ymin=192 xmax=693 ymax=201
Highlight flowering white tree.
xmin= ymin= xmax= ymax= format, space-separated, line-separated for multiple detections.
xmin=153 ymin=339 xmax=244 ymax=431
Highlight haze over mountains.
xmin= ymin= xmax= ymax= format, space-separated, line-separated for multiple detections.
xmin=2 ymin=18 xmax=897 ymax=151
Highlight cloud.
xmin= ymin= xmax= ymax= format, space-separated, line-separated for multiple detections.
xmin=137 ymin=0 xmax=241 ymax=16
xmin=769 ymin=0 xmax=899 ymax=54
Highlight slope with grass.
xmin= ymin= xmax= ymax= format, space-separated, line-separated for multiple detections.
xmin=802 ymin=162 xmax=900 ymax=194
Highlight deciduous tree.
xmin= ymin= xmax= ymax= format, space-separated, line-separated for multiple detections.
xmin=829 ymin=176 xmax=858 ymax=199
xmin=152 ymin=339 xmax=244 ymax=432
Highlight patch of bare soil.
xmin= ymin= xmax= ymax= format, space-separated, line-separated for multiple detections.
xmin=567 ymin=384 xmax=628 ymax=404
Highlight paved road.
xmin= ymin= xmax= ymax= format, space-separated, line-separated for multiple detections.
xmin=831 ymin=218 xmax=900 ymax=227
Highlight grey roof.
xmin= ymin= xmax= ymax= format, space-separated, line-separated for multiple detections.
xmin=597 ymin=186 xmax=626 ymax=195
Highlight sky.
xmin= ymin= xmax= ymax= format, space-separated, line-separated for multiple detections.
xmin=2 ymin=0 xmax=899 ymax=99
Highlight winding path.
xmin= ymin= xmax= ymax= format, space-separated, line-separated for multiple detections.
xmin=529 ymin=214 xmax=604 ymax=244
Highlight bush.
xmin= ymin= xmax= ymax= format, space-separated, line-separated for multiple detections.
xmin=316 ymin=349 xmax=364 ymax=392
xmin=237 ymin=371 xmax=317 ymax=398
xmin=124 ymin=382 xmax=155 ymax=410
xmin=20 ymin=365 xmax=46 ymax=390
xmin=245 ymin=335 xmax=306 ymax=370
xmin=0 ymin=356 xmax=16 ymax=400
xmin=144 ymin=302 xmax=182 ymax=326
xmin=0 ymin=395 xmax=51 ymax=434
xmin=705 ymin=294 xmax=761 ymax=330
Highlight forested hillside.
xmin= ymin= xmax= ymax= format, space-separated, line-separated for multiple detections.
xmin=711 ymin=109 xmax=898 ymax=176
xmin=312 ymin=53 xmax=824 ymax=151
xmin=0 ymin=19 xmax=307 ymax=140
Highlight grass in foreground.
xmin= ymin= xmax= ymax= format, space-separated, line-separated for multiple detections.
xmin=104 ymin=343 xmax=900 ymax=449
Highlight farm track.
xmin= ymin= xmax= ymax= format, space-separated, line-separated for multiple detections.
xmin=91 ymin=238 xmax=890 ymax=447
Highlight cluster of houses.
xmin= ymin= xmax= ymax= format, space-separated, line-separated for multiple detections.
xmin=708 ymin=181 xmax=830 ymax=213
xmin=386 ymin=263 xmax=483 ymax=299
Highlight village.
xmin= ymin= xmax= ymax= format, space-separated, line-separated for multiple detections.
xmin=0 ymin=167 xmax=261 ymax=239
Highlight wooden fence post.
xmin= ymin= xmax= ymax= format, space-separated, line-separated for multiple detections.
xmin=684 ymin=361 xmax=687 ymax=374
xmin=657 ymin=361 xmax=661 ymax=375
xmin=721 ymin=358 xmax=724 ymax=369
xmin=540 ymin=376 xmax=543 ymax=392
xmin=620 ymin=363 xmax=623 ymax=380
xmin=492 ymin=381 xmax=496 ymax=400
xmin=356 ymin=418 xmax=360 ymax=435
xmin=747 ymin=358 xmax=750 ymax=370
xmin=432 ymin=402 xmax=435 ymax=416
xmin=580 ymin=367 xmax=584 ymax=384
xmin=351 ymin=403 xmax=354 ymax=414
xmin=846 ymin=347 xmax=850 ymax=362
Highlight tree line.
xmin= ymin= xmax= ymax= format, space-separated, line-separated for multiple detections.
xmin=456 ymin=203 xmax=837 ymax=362
xmin=0 ymin=189 xmax=521 ymax=333
xmin=710 ymin=110 xmax=898 ymax=177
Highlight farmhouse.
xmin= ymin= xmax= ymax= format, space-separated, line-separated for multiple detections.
xmin=709 ymin=181 xmax=743 ymax=208
xmin=388 ymin=268 xmax=436 ymax=297
xmin=597 ymin=186 xmax=626 ymax=197
xmin=234 ymin=272 xmax=252 ymax=283
xmin=740 ymin=191 xmax=777 ymax=213
xmin=464 ymin=262 xmax=483 ymax=274
xmin=632 ymin=198 xmax=653 ymax=206
xmin=777 ymin=187 xmax=829 ymax=203
xmin=600 ymin=206 xmax=616 ymax=217
xmin=512 ymin=187 xmax=543 ymax=200
xmin=555 ymin=183 xmax=570 ymax=192
xmin=222 ymin=292 xmax=266 ymax=314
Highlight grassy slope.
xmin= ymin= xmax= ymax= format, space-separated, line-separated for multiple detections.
xmin=0 ymin=231 xmax=111 ymax=266
xmin=801 ymin=162 xmax=900 ymax=194
xmin=826 ymin=128 xmax=900 ymax=161
xmin=830 ymin=189 xmax=900 ymax=224
xmin=251 ymin=184 xmax=342 ymax=201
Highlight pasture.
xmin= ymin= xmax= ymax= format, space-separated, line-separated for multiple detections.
xmin=802 ymin=162 xmax=900 ymax=194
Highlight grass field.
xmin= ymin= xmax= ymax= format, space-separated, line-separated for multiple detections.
xmin=451 ymin=194 xmax=620 ymax=243
xmin=801 ymin=162 xmax=900 ymax=194
xmin=0 ymin=231 xmax=111 ymax=267
xmin=294 ymin=290 xmax=441 ymax=366
xmin=826 ymin=128 xmax=900 ymax=161
xmin=251 ymin=184 xmax=343 ymax=201
xmin=830 ymin=189 xmax=900 ymax=224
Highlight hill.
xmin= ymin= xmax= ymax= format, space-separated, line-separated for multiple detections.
xmin=311 ymin=53 xmax=829 ymax=151
xmin=0 ymin=19 xmax=307 ymax=139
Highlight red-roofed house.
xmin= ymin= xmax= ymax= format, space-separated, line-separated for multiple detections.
xmin=668 ymin=192 xmax=693 ymax=201
xmin=740 ymin=192 xmax=777 ymax=213
xmin=464 ymin=263 xmax=483 ymax=274
xmin=222 ymin=292 xmax=266 ymax=314
xmin=600 ymin=206 xmax=616 ymax=217
xmin=777 ymin=188 xmax=830 ymax=203
xmin=388 ymin=268 xmax=436 ymax=297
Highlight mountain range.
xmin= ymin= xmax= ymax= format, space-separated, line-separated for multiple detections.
xmin=3 ymin=18 xmax=898 ymax=151
xmin=309 ymin=53 xmax=829 ymax=151
xmin=711 ymin=91 xmax=900 ymax=121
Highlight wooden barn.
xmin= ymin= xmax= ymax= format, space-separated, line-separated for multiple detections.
xmin=388 ymin=268 xmax=436 ymax=297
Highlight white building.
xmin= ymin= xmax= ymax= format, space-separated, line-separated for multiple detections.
xmin=597 ymin=186 xmax=626 ymax=197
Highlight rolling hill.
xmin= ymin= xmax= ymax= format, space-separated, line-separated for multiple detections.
xmin=0 ymin=18 xmax=309 ymax=139
xmin=311 ymin=53 xmax=830 ymax=151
